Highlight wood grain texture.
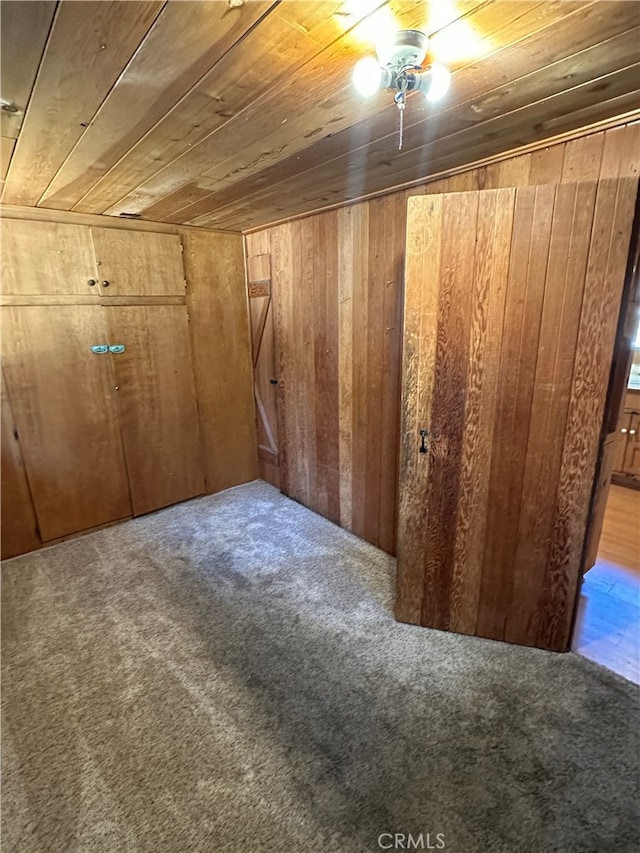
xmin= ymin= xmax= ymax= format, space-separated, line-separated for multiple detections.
xmin=4 ymin=0 xmax=639 ymax=229
xmin=536 ymin=176 xmax=639 ymax=650
xmin=246 ymin=124 xmax=640 ymax=569
xmin=1 ymin=215 xmax=257 ymax=557
xmin=504 ymin=182 xmax=598 ymax=645
xmin=2 ymin=1 xmax=164 ymax=206
xmin=70 ymin=1 xmax=331 ymax=217
xmin=1 ymin=136 xmax=15 ymax=182
xmin=1 ymin=370 xmax=41 ymax=560
xmin=188 ymin=3 xmax=640 ymax=230
xmin=99 ymin=0 xmax=447 ymax=218
xmin=396 ymin=179 xmax=637 ymax=651
xmin=105 ymin=305 xmax=205 ymax=515
xmin=90 ymin=228 xmax=185 ymax=296
xmin=40 ymin=0 xmax=276 ymax=211
xmin=181 ymin=230 xmax=258 ymax=493
xmin=421 ymin=191 xmax=479 ymax=630
xmin=245 ymin=235 xmax=280 ymax=488
xmin=1 ymin=305 xmax=132 ymax=540
xmin=155 ymin=1 xmax=602 ymax=223
xmin=474 ymin=185 xmax=548 ymax=641
xmin=0 ymin=0 xmax=56 ymax=140
xmin=263 ymin=197 xmax=403 ymax=553
xmin=0 ymin=203 xmax=235 ymax=236
xmin=449 ymin=188 xmax=514 ymax=636
xmin=395 ymin=195 xmax=443 ymax=619
xmin=0 ymin=295 xmax=186 ymax=308
xmin=1 ymin=219 xmax=98 ymax=296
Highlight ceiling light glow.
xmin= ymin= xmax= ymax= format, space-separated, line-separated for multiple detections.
xmin=425 ymin=63 xmax=451 ymax=102
xmin=352 ymin=56 xmax=384 ymax=97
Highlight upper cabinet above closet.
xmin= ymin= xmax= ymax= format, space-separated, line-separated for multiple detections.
xmin=1 ymin=220 xmax=97 ymax=296
xmin=1 ymin=220 xmax=186 ymax=298
xmin=90 ymin=229 xmax=186 ymax=297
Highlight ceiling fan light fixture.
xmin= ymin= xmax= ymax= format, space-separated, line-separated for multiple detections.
xmin=351 ymin=29 xmax=451 ymax=149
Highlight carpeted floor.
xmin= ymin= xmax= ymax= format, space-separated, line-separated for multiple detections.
xmin=2 ymin=481 xmax=639 ymax=853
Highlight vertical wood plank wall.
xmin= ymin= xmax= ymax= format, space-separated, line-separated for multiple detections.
xmin=181 ymin=230 xmax=258 ymax=492
xmin=246 ymin=121 xmax=640 ymax=556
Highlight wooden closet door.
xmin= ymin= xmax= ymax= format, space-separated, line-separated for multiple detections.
xmin=1 ymin=219 xmax=98 ymax=296
xmin=105 ymin=305 xmax=205 ymax=515
xmin=91 ymin=228 xmax=185 ymax=296
xmin=1 ymin=306 xmax=132 ymax=540
xmin=396 ymin=178 xmax=638 ymax=652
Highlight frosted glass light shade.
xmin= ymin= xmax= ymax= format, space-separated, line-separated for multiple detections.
xmin=353 ymin=57 xmax=383 ymax=96
xmin=425 ymin=62 xmax=451 ymax=102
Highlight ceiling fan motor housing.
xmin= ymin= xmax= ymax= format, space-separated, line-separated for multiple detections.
xmin=377 ymin=29 xmax=428 ymax=72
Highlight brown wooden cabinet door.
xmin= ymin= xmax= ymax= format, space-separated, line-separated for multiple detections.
xmin=1 ymin=219 xmax=98 ymax=296
xmin=397 ymin=178 xmax=638 ymax=652
xmin=613 ymin=411 xmax=633 ymax=473
xmin=1 ymin=370 xmax=41 ymax=559
xmin=105 ymin=305 xmax=205 ymax=515
xmin=622 ymin=412 xmax=640 ymax=475
xmin=2 ymin=306 xmax=132 ymax=540
xmin=91 ymin=228 xmax=185 ymax=296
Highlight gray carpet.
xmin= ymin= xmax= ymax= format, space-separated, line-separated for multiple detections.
xmin=2 ymin=480 xmax=639 ymax=853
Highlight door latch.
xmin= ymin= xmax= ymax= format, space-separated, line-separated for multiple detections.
xmin=419 ymin=429 xmax=429 ymax=454
xmin=109 ymin=344 xmax=126 ymax=354
xmin=90 ymin=345 xmax=109 ymax=354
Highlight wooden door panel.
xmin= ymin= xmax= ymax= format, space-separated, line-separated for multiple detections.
xmin=612 ymin=411 xmax=633 ymax=472
xmin=105 ymin=305 xmax=204 ymax=515
xmin=397 ymin=177 xmax=638 ymax=651
xmin=91 ymin=228 xmax=185 ymax=296
xmin=622 ymin=412 xmax=640 ymax=474
xmin=1 ymin=219 xmax=98 ymax=296
xmin=246 ymin=250 xmax=280 ymax=488
xmin=1 ymin=370 xmax=41 ymax=559
xmin=1 ymin=306 xmax=132 ymax=540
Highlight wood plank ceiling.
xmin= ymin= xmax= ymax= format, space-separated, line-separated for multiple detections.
xmin=1 ymin=0 xmax=639 ymax=232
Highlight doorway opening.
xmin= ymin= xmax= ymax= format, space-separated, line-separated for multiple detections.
xmin=574 ymin=195 xmax=640 ymax=683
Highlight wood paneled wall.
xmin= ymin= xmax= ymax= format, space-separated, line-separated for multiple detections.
xmin=247 ymin=120 xmax=640 ymax=555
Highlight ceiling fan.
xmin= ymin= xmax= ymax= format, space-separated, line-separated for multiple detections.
xmin=352 ymin=28 xmax=451 ymax=150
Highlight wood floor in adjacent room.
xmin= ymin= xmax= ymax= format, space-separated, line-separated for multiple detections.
xmin=573 ymin=485 xmax=640 ymax=684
